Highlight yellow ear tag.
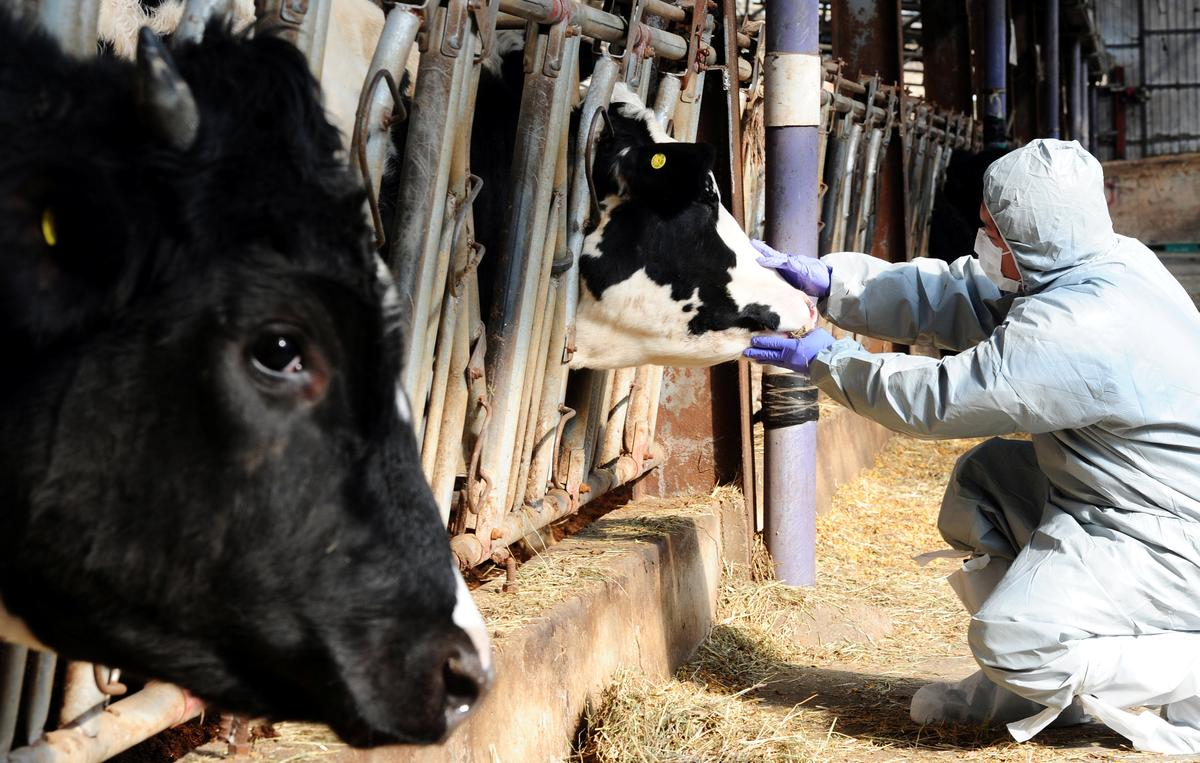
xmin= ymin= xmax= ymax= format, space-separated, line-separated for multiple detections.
xmin=650 ymin=152 xmax=667 ymax=170
xmin=41 ymin=208 xmax=57 ymax=247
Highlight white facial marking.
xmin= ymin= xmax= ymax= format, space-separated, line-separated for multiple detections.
xmin=394 ymin=385 xmax=412 ymax=424
xmin=451 ymin=566 xmax=492 ymax=673
xmin=716 ymin=204 xmax=819 ymax=333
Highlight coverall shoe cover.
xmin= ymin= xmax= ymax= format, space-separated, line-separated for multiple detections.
xmin=910 ymin=670 xmax=1092 ymax=728
xmin=805 ymin=139 xmax=1200 ymax=754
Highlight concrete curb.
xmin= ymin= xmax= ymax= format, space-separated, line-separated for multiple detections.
xmin=345 ymin=506 xmax=726 ymax=763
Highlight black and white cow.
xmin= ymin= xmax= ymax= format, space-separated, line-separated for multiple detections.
xmin=0 ymin=12 xmax=489 ymax=748
xmin=570 ymin=85 xmax=818 ymax=369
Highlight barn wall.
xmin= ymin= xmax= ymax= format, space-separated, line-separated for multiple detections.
xmin=1096 ymin=0 xmax=1200 ymax=160
xmin=1104 ymin=152 xmax=1200 ymax=244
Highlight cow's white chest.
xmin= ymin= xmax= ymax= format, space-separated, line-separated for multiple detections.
xmin=571 ymin=270 xmax=753 ymax=369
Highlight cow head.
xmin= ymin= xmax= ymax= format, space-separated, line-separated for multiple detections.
xmin=0 ymin=16 xmax=490 ymax=747
xmin=573 ymin=86 xmax=817 ymax=370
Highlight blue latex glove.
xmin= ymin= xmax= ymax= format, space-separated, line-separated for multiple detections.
xmin=751 ymin=239 xmax=832 ymax=299
xmin=743 ymin=329 xmax=836 ymax=375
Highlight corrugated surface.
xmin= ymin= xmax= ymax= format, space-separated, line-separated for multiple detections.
xmin=1096 ymin=0 xmax=1200 ymax=159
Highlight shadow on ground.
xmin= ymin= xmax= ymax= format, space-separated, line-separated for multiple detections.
xmin=691 ymin=624 xmax=1130 ymax=755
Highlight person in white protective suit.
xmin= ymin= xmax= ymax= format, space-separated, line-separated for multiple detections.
xmin=744 ymin=138 xmax=1200 ymax=754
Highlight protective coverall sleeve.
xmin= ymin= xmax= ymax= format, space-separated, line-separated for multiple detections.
xmin=810 ymin=294 xmax=1114 ymax=439
xmin=821 ymin=251 xmax=1013 ymax=352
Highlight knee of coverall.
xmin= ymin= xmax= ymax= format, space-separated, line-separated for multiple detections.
xmin=967 ymin=612 xmax=1079 ymax=710
xmin=937 ymin=437 xmax=1045 ymax=558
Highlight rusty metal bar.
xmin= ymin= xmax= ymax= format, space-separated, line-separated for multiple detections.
xmin=7 ymin=683 xmax=203 ymax=763
xmin=452 ymin=446 xmax=664 ymax=566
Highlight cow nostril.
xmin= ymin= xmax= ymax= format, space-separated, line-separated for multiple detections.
xmin=444 ymin=655 xmax=482 ymax=706
xmin=442 ymin=646 xmax=490 ymax=725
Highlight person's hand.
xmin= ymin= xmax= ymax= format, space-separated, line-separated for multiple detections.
xmin=743 ymin=329 xmax=836 ymax=375
xmin=751 ymin=240 xmax=832 ymax=299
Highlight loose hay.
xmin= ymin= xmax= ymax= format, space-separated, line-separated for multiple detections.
xmin=475 ymin=495 xmax=721 ymax=640
xmin=577 ymin=434 xmax=1147 ymax=762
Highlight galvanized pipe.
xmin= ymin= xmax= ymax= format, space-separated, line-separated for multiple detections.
xmin=7 ymin=683 xmax=203 ymax=763
xmin=916 ymin=142 xmax=946 ymax=258
xmin=983 ymin=0 xmax=1007 ymax=147
xmin=254 ymin=0 xmax=333 ymax=75
xmin=1044 ymin=0 xmax=1061 ymax=139
xmin=21 ymin=652 xmax=57 ymax=746
xmin=37 ymin=0 xmax=99 ymax=56
xmin=497 ymin=0 xmax=688 ymax=61
xmin=509 ymin=185 xmax=566 ymax=512
xmin=58 ymin=663 xmax=107 ymax=729
xmin=175 ymin=0 xmax=235 ymax=44
xmin=469 ymin=28 xmax=579 ymax=559
xmin=523 ymin=111 xmax=576 ymax=506
xmin=452 ymin=446 xmax=664 ymax=566
xmin=831 ymin=119 xmax=863 ymax=252
xmin=644 ymin=0 xmax=685 ymax=22
xmin=554 ymin=58 xmax=619 ymax=503
xmin=389 ymin=5 xmax=475 ymax=419
xmin=818 ymin=115 xmax=850 ymax=255
xmin=0 ymin=645 xmax=28 ymax=753
xmin=850 ymin=125 xmax=884 ymax=252
xmin=355 ymin=5 xmax=425 ymax=198
xmin=414 ymin=42 xmax=481 ymax=443
xmin=1069 ymin=37 xmax=1083 ymax=142
xmin=1087 ymin=83 xmax=1098 ymax=153
xmin=763 ymin=0 xmax=820 ymax=585
xmin=652 ymin=73 xmax=683 ymax=127
xmin=597 ymin=368 xmax=636 ymax=467
xmin=563 ymin=57 xmax=619 ymax=357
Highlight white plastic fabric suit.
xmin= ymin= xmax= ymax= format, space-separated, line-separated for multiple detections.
xmin=807 ymin=139 xmax=1200 ymax=753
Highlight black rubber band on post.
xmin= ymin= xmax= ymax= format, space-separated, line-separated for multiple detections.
xmin=761 ymin=372 xmax=820 ymax=429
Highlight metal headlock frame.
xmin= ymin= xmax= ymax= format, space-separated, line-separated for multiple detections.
xmin=3 ymin=0 xmax=978 ymax=758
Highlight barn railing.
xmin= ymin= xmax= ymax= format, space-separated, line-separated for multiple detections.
xmin=2 ymin=0 xmax=978 ymax=758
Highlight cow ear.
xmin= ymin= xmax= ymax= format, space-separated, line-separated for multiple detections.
xmin=618 ymin=142 xmax=717 ymax=214
xmin=1 ymin=171 xmax=139 ymax=351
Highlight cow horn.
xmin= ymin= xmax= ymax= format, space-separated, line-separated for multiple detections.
xmin=136 ymin=27 xmax=200 ymax=152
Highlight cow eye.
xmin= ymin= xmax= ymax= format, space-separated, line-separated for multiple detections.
xmin=244 ymin=328 xmax=330 ymax=403
xmin=249 ymin=333 xmax=306 ymax=378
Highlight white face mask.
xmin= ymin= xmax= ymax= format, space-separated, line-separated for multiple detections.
xmin=974 ymin=228 xmax=1022 ymax=292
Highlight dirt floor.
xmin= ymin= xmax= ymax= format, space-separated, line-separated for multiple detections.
xmin=574 ymin=434 xmax=1158 ymax=762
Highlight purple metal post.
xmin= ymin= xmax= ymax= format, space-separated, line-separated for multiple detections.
xmin=984 ymin=0 xmax=1007 ymax=147
xmin=763 ymin=0 xmax=819 ymax=586
xmin=1044 ymin=0 xmax=1060 ymax=139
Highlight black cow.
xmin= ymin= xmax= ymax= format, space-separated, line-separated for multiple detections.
xmin=927 ymin=146 xmax=1009 ymax=264
xmin=0 ymin=13 xmax=490 ymax=748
